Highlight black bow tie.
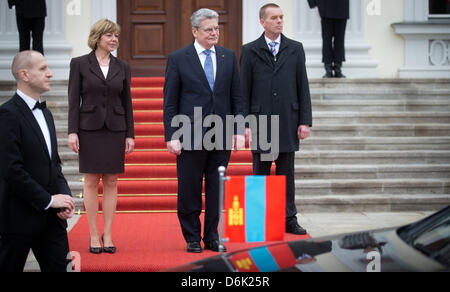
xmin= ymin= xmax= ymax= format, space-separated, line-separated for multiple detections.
xmin=33 ymin=101 xmax=46 ymax=111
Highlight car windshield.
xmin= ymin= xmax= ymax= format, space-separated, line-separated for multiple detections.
xmin=397 ymin=206 xmax=450 ymax=268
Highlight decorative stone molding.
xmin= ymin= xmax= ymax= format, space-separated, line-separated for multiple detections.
xmin=392 ymin=21 xmax=450 ymax=78
xmin=393 ymin=0 xmax=450 ymax=78
xmin=429 ymin=39 xmax=450 ymax=66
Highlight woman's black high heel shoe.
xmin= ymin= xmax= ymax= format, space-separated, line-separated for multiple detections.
xmin=89 ymin=238 xmax=102 ymax=254
xmin=101 ymin=234 xmax=116 ymax=254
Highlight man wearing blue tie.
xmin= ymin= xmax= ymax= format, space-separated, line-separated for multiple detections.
xmin=163 ymin=9 xmax=245 ymax=253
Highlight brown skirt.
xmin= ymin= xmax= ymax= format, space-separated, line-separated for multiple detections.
xmin=78 ymin=126 xmax=126 ymax=174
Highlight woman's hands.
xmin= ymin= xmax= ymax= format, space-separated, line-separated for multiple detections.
xmin=125 ymin=138 xmax=135 ymax=154
xmin=68 ymin=133 xmax=79 ymax=154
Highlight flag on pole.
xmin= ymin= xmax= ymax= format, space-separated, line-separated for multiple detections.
xmin=224 ymin=176 xmax=286 ymax=243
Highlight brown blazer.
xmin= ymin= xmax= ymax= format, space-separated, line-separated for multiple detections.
xmin=68 ymin=51 xmax=134 ymax=138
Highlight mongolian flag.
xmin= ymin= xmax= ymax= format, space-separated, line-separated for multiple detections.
xmin=228 ymin=244 xmax=297 ymax=272
xmin=224 ymin=176 xmax=286 ymax=243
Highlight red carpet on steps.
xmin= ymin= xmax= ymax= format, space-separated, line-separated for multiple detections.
xmin=68 ymin=77 xmax=309 ymax=272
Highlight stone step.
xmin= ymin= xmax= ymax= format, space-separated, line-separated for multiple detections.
xmin=42 ymin=99 xmax=450 ymax=114
xmin=55 ymin=136 xmax=450 ymax=152
xmin=296 ymin=194 xmax=450 ymax=212
xmin=295 ymin=150 xmax=450 ymax=165
xmin=58 ymin=150 xmax=450 ymax=167
xmin=311 ymin=100 xmax=450 ymax=112
xmin=51 ymin=111 xmax=450 ymax=125
xmin=311 ymin=112 xmax=450 ymax=124
xmin=62 ymin=164 xmax=450 ymax=181
xmin=308 ymin=79 xmax=450 ymax=93
xmin=53 ymin=123 xmax=450 ymax=139
xmin=311 ymin=93 xmax=450 ymax=101
xmin=308 ymin=124 xmax=450 ymax=137
xmin=4 ymin=91 xmax=450 ymax=104
xmin=295 ymin=164 xmax=450 ymax=179
xmin=295 ymin=178 xmax=450 ymax=196
xmin=300 ymin=137 xmax=450 ymax=151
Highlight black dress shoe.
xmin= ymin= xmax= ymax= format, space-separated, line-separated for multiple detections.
xmin=323 ymin=63 xmax=334 ymax=78
xmin=89 ymin=238 xmax=102 ymax=254
xmin=286 ymin=223 xmax=308 ymax=235
xmin=333 ymin=63 xmax=346 ymax=78
xmin=101 ymin=234 xmax=116 ymax=254
xmin=204 ymin=240 xmax=227 ymax=252
xmin=187 ymin=242 xmax=202 ymax=253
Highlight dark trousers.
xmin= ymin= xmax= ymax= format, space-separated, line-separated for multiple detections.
xmin=0 ymin=218 xmax=71 ymax=272
xmin=321 ymin=18 xmax=347 ymax=64
xmin=15 ymin=15 xmax=45 ymax=54
xmin=177 ymin=150 xmax=231 ymax=243
xmin=252 ymin=152 xmax=297 ymax=226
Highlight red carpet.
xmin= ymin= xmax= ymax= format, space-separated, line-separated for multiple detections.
xmin=68 ymin=77 xmax=308 ymax=272
xmin=68 ymin=213 xmax=310 ymax=272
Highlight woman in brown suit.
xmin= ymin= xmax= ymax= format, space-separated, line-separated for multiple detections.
xmin=67 ymin=19 xmax=135 ymax=254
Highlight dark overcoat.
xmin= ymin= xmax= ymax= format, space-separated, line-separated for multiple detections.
xmin=8 ymin=0 xmax=47 ymax=18
xmin=240 ymin=34 xmax=312 ymax=153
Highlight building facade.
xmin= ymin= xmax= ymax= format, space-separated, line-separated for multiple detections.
xmin=0 ymin=0 xmax=449 ymax=80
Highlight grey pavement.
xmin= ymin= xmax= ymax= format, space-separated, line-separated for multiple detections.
xmin=24 ymin=210 xmax=434 ymax=272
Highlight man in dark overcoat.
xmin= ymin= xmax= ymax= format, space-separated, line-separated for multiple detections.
xmin=240 ymin=3 xmax=313 ymax=235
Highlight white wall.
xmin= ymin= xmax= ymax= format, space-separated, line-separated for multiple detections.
xmin=65 ymin=0 xmax=92 ymax=58
xmin=364 ymin=0 xmax=405 ymax=78
xmin=242 ymin=0 xmax=295 ymax=44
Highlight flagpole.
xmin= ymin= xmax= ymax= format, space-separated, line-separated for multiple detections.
xmin=218 ymin=166 xmax=229 ymax=254
xmin=218 ymin=166 xmax=237 ymax=272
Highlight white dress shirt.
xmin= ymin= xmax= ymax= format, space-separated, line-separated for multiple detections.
xmin=16 ymin=90 xmax=53 ymax=210
xmin=194 ymin=40 xmax=217 ymax=79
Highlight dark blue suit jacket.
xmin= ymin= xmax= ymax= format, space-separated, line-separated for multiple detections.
xmin=163 ymin=43 xmax=245 ymax=150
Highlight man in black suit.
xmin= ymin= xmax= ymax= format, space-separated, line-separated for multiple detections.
xmin=8 ymin=0 xmax=47 ymax=54
xmin=0 ymin=51 xmax=75 ymax=272
xmin=308 ymin=0 xmax=349 ymax=78
xmin=163 ymin=9 xmax=245 ymax=253
xmin=240 ymin=3 xmax=312 ymax=235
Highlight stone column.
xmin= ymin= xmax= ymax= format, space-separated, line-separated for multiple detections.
xmin=242 ymin=0 xmax=270 ymax=44
xmin=293 ymin=0 xmax=378 ymax=78
xmin=0 ymin=0 xmax=72 ymax=80
xmin=91 ymin=0 xmax=116 ymax=25
xmin=91 ymin=0 xmax=117 ymax=56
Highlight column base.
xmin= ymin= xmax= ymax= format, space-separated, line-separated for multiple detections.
xmin=0 ymin=40 xmax=71 ymax=81
xmin=303 ymin=40 xmax=379 ymax=79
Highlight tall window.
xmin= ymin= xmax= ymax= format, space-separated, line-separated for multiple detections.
xmin=429 ymin=0 xmax=450 ymax=17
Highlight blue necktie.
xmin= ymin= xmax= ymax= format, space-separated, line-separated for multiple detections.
xmin=203 ymin=50 xmax=215 ymax=91
xmin=269 ymin=42 xmax=278 ymax=56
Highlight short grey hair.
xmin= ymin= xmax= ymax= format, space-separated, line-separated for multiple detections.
xmin=191 ymin=8 xmax=219 ymax=29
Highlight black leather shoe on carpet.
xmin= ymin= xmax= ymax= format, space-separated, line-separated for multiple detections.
xmin=187 ymin=242 xmax=202 ymax=253
xmin=204 ymin=240 xmax=227 ymax=252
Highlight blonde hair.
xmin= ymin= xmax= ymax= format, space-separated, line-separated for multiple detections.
xmin=88 ymin=19 xmax=121 ymax=51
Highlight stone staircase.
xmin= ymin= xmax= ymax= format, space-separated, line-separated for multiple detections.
xmin=1 ymin=79 xmax=449 ymax=212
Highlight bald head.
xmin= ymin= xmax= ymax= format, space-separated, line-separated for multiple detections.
xmin=11 ymin=50 xmax=53 ymax=99
xmin=11 ymin=51 xmax=41 ymax=81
